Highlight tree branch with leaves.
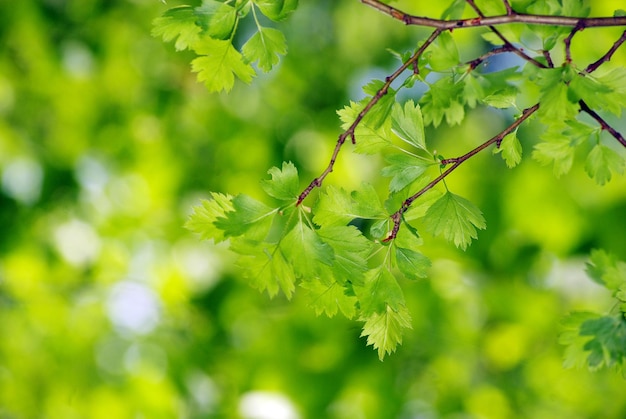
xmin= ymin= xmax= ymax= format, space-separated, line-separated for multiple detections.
xmin=155 ymin=0 xmax=626 ymax=364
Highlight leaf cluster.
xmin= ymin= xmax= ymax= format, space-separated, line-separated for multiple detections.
xmin=560 ymin=250 xmax=626 ymax=375
xmin=153 ymin=0 xmax=297 ymax=92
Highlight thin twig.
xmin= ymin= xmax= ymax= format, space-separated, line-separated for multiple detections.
xmin=384 ymin=104 xmax=540 ymax=241
xmin=296 ymin=29 xmax=443 ymax=205
xmin=360 ymin=0 xmax=626 ymax=29
xmin=586 ymin=30 xmax=626 ymax=73
xmin=465 ymin=0 xmax=547 ymax=68
xmin=579 ymin=100 xmax=626 ymax=148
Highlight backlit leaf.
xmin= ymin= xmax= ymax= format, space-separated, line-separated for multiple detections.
xmin=281 ymin=219 xmax=334 ymax=279
xmin=423 ymin=192 xmax=486 ymax=250
xmin=260 ymin=161 xmax=299 ymax=201
xmin=152 ymin=6 xmax=201 ymax=51
xmin=493 ymin=131 xmax=522 ymax=168
xmin=585 ymin=144 xmax=625 ymax=185
xmin=185 ymin=192 xmax=234 ymax=243
xmin=391 ymin=100 xmax=427 ymax=151
xmin=360 ymin=304 xmax=412 ymax=361
xmin=395 ymin=246 xmax=430 ymax=280
xmin=242 ymin=27 xmax=288 ymax=72
xmin=191 ymin=38 xmax=255 ymax=92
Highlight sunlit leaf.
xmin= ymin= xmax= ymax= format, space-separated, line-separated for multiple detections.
xmin=185 ymin=193 xmax=234 ymax=242
xmin=242 ymin=27 xmax=288 ymax=72
xmin=152 ymin=6 xmax=201 ymax=51
xmin=261 ymin=161 xmax=299 ymax=200
xmin=191 ymin=38 xmax=255 ymax=92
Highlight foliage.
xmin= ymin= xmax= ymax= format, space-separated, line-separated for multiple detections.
xmin=4 ymin=0 xmax=626 ymax=417
xmin=159 ymin=0 xmax=626 ymax=362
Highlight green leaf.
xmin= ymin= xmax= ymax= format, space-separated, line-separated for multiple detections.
xmin=481 ymin=86 xmax=518 ymax=109
xmin=381 ymin=153 xmax=431 ymax=193
xmin=357 ymin=266 xmax=406 ymax=315
xmin=585 ymin=144 xmax=625 ymax=185
xmin=195 ymin=0 xmax=237 ymax=40
xmin=260 ymin=161 xmax=299 ymax=201
xmin=242 ymin=27 xmax=287 ymax=72
xmin=560 ymin=311 xmax=601 ymax=369
xmin=214 ymin=194 xmax=275 ymax=239
xmin=580 ymin=315 xmax=626 ymax=370
xmin=255 ymin=0 xmax=299 ymax=21
xmin=395 ymin=246 xmax=430 ymax=280
xmin=152 ymin=6 xmax=202 ymax=51
xmin=586 ymin=249 xmax=626 ymax=292
xmin=337 ymin=102 xmax=393 ymax=154
xmin=360 ymin=79 xmax=397 ymax=128
xmin=532 ymin=128 xmax=577 ymax=177
xmin=234 ymin=240 xmax=297 ymax=298
xmin=281 ymin=219 xmax=334 ymax=279
xmin=185 ymin=193 xmax=234 ymax=243
xmin=569 ymin=73 xmax=614 ymax=112
xmin=317 ymin=226 xmax=373 ymax=285
xmin=300 ymin=278 xmax=357 ymax=318
xmin=391 ymin=100 xmax=427 ymax=151
xmin=426 ymin=31 xmax=459 ymax=72
xmin=191 ymin=38 xmax=255 ymax=92
xmin=615 ymin=9 xmax=626 ymax=17
xmin=535 ymin=67 xmax=578 ymax=121
xmin=361 ymin=304 xmax=412 ymax=360
xmin=313 ymin=184 xmax=387 ymax=227
xmin=493 ymin=131 xmax=522 ymax=168
xmin=423 ymin=191 xmax=486 ymax=250
xmin=420 ymin=77 xmax=465 ymax=127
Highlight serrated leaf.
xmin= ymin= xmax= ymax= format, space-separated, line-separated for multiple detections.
xmin=361 ymin=304 xmax=412 ymax=361
xmin=195 ymin=0 xmax=237 ymax=40
xmin=391 ymin=100 xmax=427 ymax=151
xmin=585 ymin=144 xmax=625 ymax=185
xmin=360 ymin=80 xmax=397 ymax=128
xmin=255 ymin=0 xmax=299 ymax=21
xmin=580 ymin=315 xmax=626 ymax=369
xmin=214 ymin=194 xmax=275 ymax=239
xmin=586 ymin=249 xmax=626 ymax=292
xmin=300 ymin=278 xmax=357 ymax=318
xmin=481 ymin=86 xmax=518 ymax=109
xmin=493 ymin=131 xmax=522 ymax=168
xmin=357 ymin=266 xmax=405 ymax=316
xmin=420 ymin=77 xmax=465 ymax=127
xmin=535 ymin=67 xmax=578 ymax=121
xmin=351 ymin=184 xmax=387 ymax=219
xmin=281 ymin=219 xmax=334 ymax=279
xmin=337 ymin=102 xmax=393 ymax=154
xmin=185 ymin=193 xmax=234 ymax=242
xmin=234 ymin=240 xmax=297 ymax=298
xmin=152 ymin=6 xmax=202 ymax=51
xmin=441 ymin=0 xmax=466 ymax=19
xmin=381 ymin=153 xmax=431 ymax=193
xmin=242 ymin=27 xmax=287 ymax=72
xmin=423 ymin=191 xmax=486 ymax=250
xmin=395 ymin=246 xmax=430 ymax=280
xmin=532 ymin=130 xmax=576 ymax=177
xmin=317 ymin=225 xmax=373 ymax=285
xmin=260 ymin=161 xmax=299 ymax=200
xmin=560 ymin=311 xmax=600 ymax=369
xmin=569 ymin=73 xmax=614 ymax=112
xmin=191 ymin=38 xmax=255 ymax=92
xmin=427 ymin=31 xmax=459 ymax=72
xmin=313 ymin=184 xmax=387 ymax=227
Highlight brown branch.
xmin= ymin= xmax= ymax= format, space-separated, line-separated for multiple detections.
xmin=579 ymin=100 xmax=626 ymax=148
xmin=564 ymin=23 xmax=584 ymax=64
xmin=586 ymin=30 xmax=626 ymax=73
xmin=384 ymin=104 xmax=540 ymax=242
xmin=465 ymin=0 xmax=547 ymax=69
xmin=296 ymin=29 xmax=443 ymax=205
xmin=361 ymin=0 xmax=626 ymax=29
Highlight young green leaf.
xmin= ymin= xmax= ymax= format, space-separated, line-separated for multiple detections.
xmin=242 ymin=27 xmax=288 ymax=72
xmin=255 ymin=0 xmax=299 ymax=21
xmin=300 ymin=278 xmax=357 ymax=318
xmin=426 ymin=31 xmax=459 ymax=72
xmin=214 ymin=194 xmax=275 ymax=239
xmin=535 ymin=67 xmax=578 ymax=121
xmin=585 ymin=144 xmax=625 ymax=185
xmin=317 ymin=225 xmax=373 ymax=285
xmin=361 ymin=304 xmax=412 ymax=361
xmin=493 ymin=131 xmax=522 ymax=168
xmin=481 ymin=86 xmax=518 ymax=109
xmin=280 ymin=219 xmax=334 ymax=279
xmin=585 ymin=249 xmax=626 ymax=292
xmin=152 ymin=6 xmax=202 ymax=51
xmin=391 ymin=100 xmax=427 ymax=151
xmin=532 ymin=130 xmax=577 ymax=177
xmin=420 ymin=77 xmax=465 ymax=127
xmin=579 ymin=315 xmax=626 ymax=370
xmin=394 ymin=246 xmax=430 ymax=280
xmin=195 ymin=0 xmax=238 ymax=40
xmin=185 ymin=193 xmax=234 ymax=242
xmin=423 ymin=191 xmax=486 ymax=250
xmin=234 ymin=240 xmax=297 ymax=298
xmin=357 ymin=266 xmax=406 ymax=316
xmin=337 ymin=102 xmax=393 ymax=154
xmin=381 ymin=153 xmax=431 ymax=193
xmin=260 ymin=161 xmax=300 ymax=201
xmin=360 ymin=80 xmax=397 ymax=128
xmin=191 ymin=38 xmax=255 ymax=92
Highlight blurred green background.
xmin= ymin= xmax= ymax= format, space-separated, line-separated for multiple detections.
xmin=1 ymin=0 xmax=626 ymax=418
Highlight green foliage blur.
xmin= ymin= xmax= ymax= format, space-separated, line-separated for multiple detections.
xmin=1 ymin=0 xmax=626 ymax=418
